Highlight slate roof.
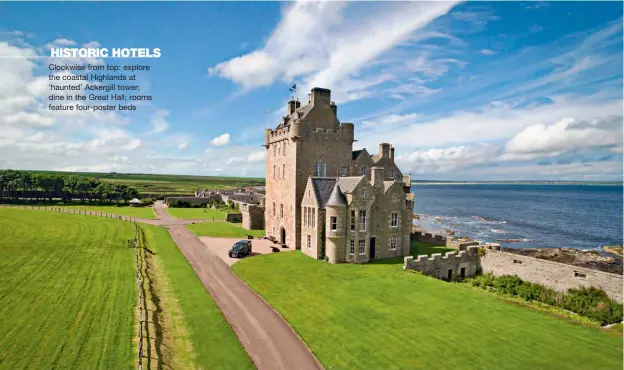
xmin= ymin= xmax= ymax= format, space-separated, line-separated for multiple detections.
xmin=325 ymin=183 xmax=347 ymax=206
xmin=352 ymin=150 xmax=363 ymax=160
xmin=311 ymin=178 xmax=338 ymax=209
xmin=335 ymin=176 xmax=364 ymax=194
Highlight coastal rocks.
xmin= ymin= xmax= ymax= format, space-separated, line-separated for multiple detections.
xmin=602 ymin=245 xmax=623 ymax=257
xmin=504 ymin=247 xmax=623 ymax=275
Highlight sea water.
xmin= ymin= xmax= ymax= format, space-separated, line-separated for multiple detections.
xmin=411 ymin=184 xmax=623 ymax=250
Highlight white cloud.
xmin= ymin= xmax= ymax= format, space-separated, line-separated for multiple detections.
xmin=211 ymin=133 xmax=231 ymax=146
xmin=209 ymin=1 xmax=460 ymax=102
xmin=505 ymin=116 xmax=623 ymax=156
xmin=357 ymin=94 xmax=623 ymax=151
xmin=479 ymin=49 xmax=496 ymax=55
xmin=247 ymin=150 xmax=266 ymax=162
xmin=150 ymin=109 xmax=169 ymax=134
xmin=362 ymin=113 xmax=418 ymax=128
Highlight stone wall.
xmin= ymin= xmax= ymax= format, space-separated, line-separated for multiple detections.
xmin=225 ymin=213 xmax=242 ymax=223
xmin=446 ymin=236 xmax=480 ymax=250
xmin=410 ymin=232 xmax=446 ymax=246
xmin=241 ymin=203 xmax=265 ymax=230
xmin=481 ymin=250 xmax=623 ymax=303
xmin=164 ymin=196 xmax=212 ymax=206
xmin=403 ymin=246 xmax=480 ymax=280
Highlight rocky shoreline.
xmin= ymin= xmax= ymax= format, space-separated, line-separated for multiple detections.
xmin=503 ymin=247 xmax=623 ymax=275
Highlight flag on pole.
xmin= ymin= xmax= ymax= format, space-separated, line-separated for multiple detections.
xmin=289 ymin=84 xmax=297 ymax=92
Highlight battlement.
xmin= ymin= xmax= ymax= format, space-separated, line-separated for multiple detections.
xmin=404 ymin=246 xmax=480 ymax=279
xmin=446 ymin=236 xmax=481 ymax=250
xmin=410 ymin=231 xmax=446 ymax=246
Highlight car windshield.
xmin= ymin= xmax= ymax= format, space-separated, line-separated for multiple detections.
xmin=232 ymin=242 xmax=246 ymax=250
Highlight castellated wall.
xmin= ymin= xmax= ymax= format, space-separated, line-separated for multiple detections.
xmin=403 ymin=246 xmax=480 ymax=280
xmin=410 ymin=232 xmax=446 ymax=246
xmin=481 ymin=250 xmax=623 ymax=303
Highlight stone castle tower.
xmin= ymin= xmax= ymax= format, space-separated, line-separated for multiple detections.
xmin=264 ymin=88 xmax=355 ymax=249
xmin=264 ymin=87 xmax=412 ymax=254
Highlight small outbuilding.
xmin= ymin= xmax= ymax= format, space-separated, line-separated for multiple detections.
xmin=129 ymin=198 xmax=142 ymax=207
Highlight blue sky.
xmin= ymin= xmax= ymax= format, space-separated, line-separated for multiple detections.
xmin=0 ymin=1 xmax=622 ymax=180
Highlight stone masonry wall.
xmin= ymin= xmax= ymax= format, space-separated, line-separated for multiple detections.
xmin=481 ymin=250 xmax=623 ymax=303
xmin=410 ymin=232 xmax=446 ymax=246
xmin=241 ymin=204 xmax=265 ymax=230
xmin=404 ymin=246 xmax=480 ymax=280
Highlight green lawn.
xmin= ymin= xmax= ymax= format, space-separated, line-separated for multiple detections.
xmin=188 ymin=222 xmax=265 ymax=238
xmin=165 ymin=207 xmax=227 ymax=220
xmin=140 ymin=224 xmax=254 ymax=369
xmin=0 ymin=208 xmax=136 ymax=369
xmin=232 ymin=251 xmax=623 ymax=370
xmin=2 ymin=204 xmax=157 ymax=219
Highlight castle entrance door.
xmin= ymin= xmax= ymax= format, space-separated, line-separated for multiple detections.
xmin=280 ymin=227 xmax=286 ymax=246
xmin=369 ymin=237 xmax=376 ymax=259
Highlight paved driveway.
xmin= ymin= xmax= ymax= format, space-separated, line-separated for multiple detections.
xmin=198 ymin=237 xmax=289 ymax=266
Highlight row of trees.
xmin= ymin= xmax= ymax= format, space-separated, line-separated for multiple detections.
xmin=0 ymin=170 xmax=141 ymax=204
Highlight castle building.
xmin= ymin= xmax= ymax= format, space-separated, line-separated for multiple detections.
xmin=264 ymin=87 xmax=414 ymax=263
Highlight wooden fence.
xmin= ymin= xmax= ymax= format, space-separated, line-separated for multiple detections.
xmin=0 ymin=204 xmax=137 ymax=222
xmin=133 ymin=223 xmax=147 ymax=370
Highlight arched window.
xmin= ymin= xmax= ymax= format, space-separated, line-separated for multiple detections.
xmin=314 ymin=159 xmax=327 ymax=177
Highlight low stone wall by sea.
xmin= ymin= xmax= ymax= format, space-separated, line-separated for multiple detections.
xmin=481 ymin=250 xmax=623 ymax=303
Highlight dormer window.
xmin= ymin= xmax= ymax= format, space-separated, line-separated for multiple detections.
xmin=389 ymin=168 xmax=394 ymax=179
xmin=361 ymin=167 xmax=367 ymax=176
xmin=314 ymin=159 xmax=326 ymax=177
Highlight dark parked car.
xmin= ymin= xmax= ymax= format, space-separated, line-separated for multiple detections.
xmin=229 ymin=240 xmax=252 ymax=258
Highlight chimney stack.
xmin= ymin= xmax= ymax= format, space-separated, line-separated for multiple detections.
xmin=288 ymin=100 xmax=297 ymax=115
xmin=311 ymin=87 xmax=331 ymax=106
xmin=379 ymin=143 xmax=391 ymax=158
xmin=371 ymin=167 xmax=384 ymax=187
xmin=330 ymin=101 xmax=337 ymax=117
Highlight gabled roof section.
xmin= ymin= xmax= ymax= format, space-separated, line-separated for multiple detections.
xmin=335 ymin=176 xmax=364 ymax=194
xmin=383 ymin=180 xmax=402 ymax=194
xmin=352 ymin=149 xmax=363 ymax=160
xmin=311 ymin=177 xmax=337 ymax=209
xmin=325 ymin=183 xmax=347 ymax=207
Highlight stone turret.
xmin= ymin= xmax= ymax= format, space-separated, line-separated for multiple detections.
xmin=325 ymin=183 xmax=347 ymax=263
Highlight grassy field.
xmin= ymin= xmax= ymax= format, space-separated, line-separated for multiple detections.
xmin=140 ymin=224 xmax=254 ymax=369
xmin=28 ymin=170 xmax=265 ymax=196
xmin=0 ymin=208 xmax=136 ymax=369
xmin=2 ymin=203 xmax=157 ymax=219
xmin=188 ymin=222 xmax=265 ymax=238
xmin=165 ymin=207 xmax=227 ymax=220
xmin=0 ymin=208 xmax=253 ymax=369
xmin=232 ymin=251 xmax=623 ymax=370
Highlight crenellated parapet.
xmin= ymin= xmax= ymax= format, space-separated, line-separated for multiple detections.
xmin=403 ymin=246 xmax=480 ymax=279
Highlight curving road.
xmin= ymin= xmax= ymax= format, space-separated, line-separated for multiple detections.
xmin=153 ymin=202 xmax=323 ymax=370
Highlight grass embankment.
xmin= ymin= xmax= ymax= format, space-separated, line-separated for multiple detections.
xmin=165 ymin=207 xmax=227 ymax=220
xmin=1 ymin=203 xmax=156 ymax=219
xmin=188 ymin=222 xmax=265 ymax=238
xmin=233 ymin=249 xmax=623 ymax=370
xmin=0 ymin=208 xmax=136 ymax=369
xmin=139 ymin=224 xmax=254 ymax=370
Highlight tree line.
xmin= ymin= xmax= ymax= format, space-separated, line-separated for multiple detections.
xmin=0 ymin=170 xmax=141 ymax=204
